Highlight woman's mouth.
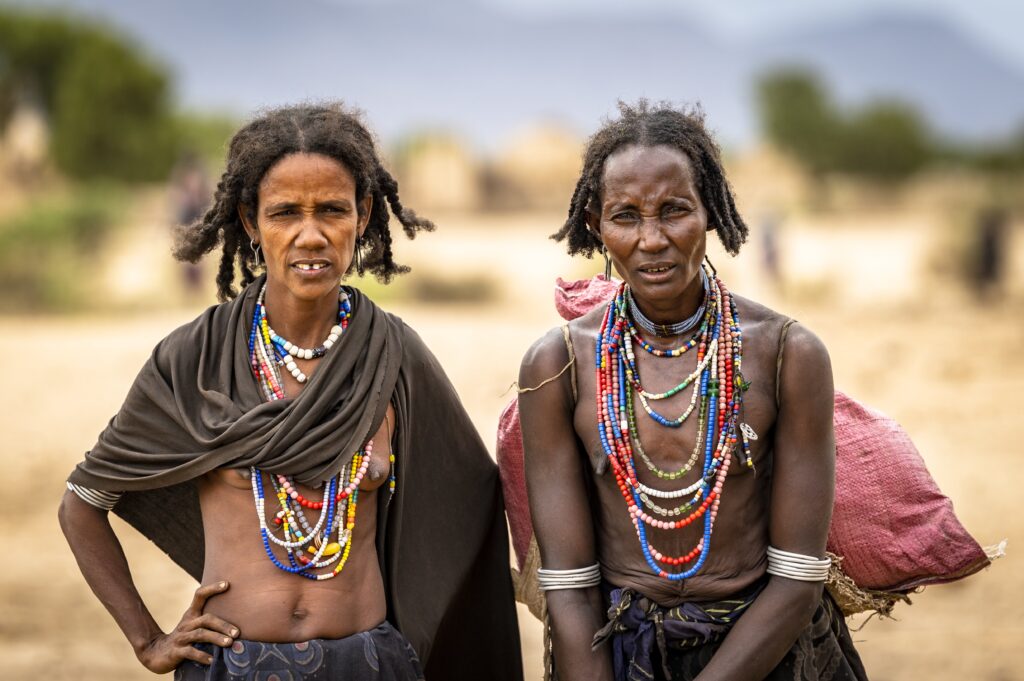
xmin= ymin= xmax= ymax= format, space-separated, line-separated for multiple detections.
xmin=291 ymin=261 xmax=332 ymax=276
xmin=636 ymin=263 xmax=676 ymax=282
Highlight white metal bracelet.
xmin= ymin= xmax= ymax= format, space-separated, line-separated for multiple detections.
xmin=537 ymin=563 xmax=602 ymax=591
xmin=766 ymin=546 xmax=831 ymax=582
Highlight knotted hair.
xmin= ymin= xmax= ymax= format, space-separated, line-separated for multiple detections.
xmin=174 ymin=102 xmax=434 ymax=301
xmin=553 ymin=100 xmax=747 ymax=258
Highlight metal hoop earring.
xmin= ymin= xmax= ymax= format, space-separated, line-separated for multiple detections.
xmin=250 ymin=238 xmax=261 ymax=268
xmin=703 ymin=254 xmax=717 ymax=277
xmin=354 ymin=238 xmax=364 ymax=276
xmin=602 ymin=244 xmax=612 ymax=280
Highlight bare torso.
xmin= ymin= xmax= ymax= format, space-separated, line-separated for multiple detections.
xmin=197 ymin=358 xmax=395 ymax=642
xmin=568 ymin=295 xmax=788 ymax=606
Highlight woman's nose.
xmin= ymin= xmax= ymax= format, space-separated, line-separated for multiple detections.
xmin=294 ymin=215 xmax=330 ymax=248
xmin=637 ymin=216 xmax=670 ymax=251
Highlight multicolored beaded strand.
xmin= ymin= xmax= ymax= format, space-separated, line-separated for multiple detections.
xmin=247 ymin=286 xmax=395 ymax=580
xmin=595 ymin=263 xmax=749 ymax=580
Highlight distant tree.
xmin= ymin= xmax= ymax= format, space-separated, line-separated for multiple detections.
xmin=0 ymin=8 xmax=178 ymax=181
xmin=841 ymin=101 xmax=932 ymax=181
xmin=756 ymin=69 xmax=843 ymax=176
xmin=757 ymin=68 xmax=935 ymax=182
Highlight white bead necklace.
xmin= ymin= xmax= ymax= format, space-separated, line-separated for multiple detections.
xmin=255 ymin=285 xmax=350 ymax=384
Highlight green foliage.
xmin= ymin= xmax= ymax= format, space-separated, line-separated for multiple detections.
xmin=0 ymin=7 xmax=179 ymax=181
xmin=842 ymin=102 xmax=932 ymax=180
xmin=173 ymin=112 xmax=239 ymax=167
xmin=0 ymin=186 xmax=123 ymax=311
xmin=757 ymin=68 xmax=935 ymax=181
xmin=757 ymin=69 xmax=842 ymax=175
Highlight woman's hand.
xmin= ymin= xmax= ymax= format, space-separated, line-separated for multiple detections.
xmin=136 ymin=581 xmax=239 ymax=673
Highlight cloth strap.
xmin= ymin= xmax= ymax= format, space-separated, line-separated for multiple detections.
xmin=562 ymin=323 xmax=577 ymax=405
xmin=775 ymin=318 xmax=797 ymax=408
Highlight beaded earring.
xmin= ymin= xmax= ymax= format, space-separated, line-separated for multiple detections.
xmin=354 ymin=237 xmax=364 ymax=276
xmin=602 ymin=244 xmax=612 ymax=281
xmin=250 ymin=238 xmax=262 ymax=268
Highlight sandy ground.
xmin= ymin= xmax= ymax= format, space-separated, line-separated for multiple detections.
xmin=3 ymin=211 xmax=1022 ymax=680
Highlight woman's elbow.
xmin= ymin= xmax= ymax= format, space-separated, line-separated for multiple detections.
xmin=772 ymin=577 xmax=823 ymax=628
xmin=57 ymin=489 xmax=98 ymax=538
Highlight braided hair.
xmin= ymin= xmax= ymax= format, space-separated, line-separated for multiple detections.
xmin=174 ymin=102 xmax=434 ymax=301
xmin=554 ymin=100 xmax=747 ymax=258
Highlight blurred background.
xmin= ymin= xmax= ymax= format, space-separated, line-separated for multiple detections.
xmin=1 ymin=0 xmax=1021 ymax=679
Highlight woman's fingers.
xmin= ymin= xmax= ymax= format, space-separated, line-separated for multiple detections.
xmin=187 ymin=581 xmax=230 ymax=615
xmin=192 ymin=613 xmax=240 ymax=639
xmin=184 ymin=626 xmax=235 ymax=648
xmin=180 ymin=643 xmax=215 ymax=666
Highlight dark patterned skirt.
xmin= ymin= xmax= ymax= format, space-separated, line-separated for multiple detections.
xmin=595 ymin=584 xmax=868 ymax=681
xmin=175 ymin=622 xmax=425 ymax=681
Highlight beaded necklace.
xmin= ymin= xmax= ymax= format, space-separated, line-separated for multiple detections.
xmin=626 ymin=267 xmax=709 ymax=337
xmin=595 ymin=263 xmax=751 ymax=580
xmin=247 ymin=285 xmax=395 ymax=580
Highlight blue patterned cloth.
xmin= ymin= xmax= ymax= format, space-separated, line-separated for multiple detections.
xmin=175 ymin=622 xmax=424 ymax=681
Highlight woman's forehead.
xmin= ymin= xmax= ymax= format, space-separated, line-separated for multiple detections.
xmin=259 ymin=152 xmax=355 ymax=194
xmin=601 ymin=144 xmax=697 ymax=197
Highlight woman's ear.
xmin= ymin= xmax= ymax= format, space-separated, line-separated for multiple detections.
xmin=357 ymin=194 xmax=373 ymax=238
xmin=586 ymin=208 xmax=601 ymax=242
xmin=239 ymin=204 xmax=258 ymax=242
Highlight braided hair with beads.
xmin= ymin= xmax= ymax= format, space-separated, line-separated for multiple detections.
xmin=174 ymin=102 xmax=434 ymax=301
xmin=553 ymin=99 xmax=748 ymax=258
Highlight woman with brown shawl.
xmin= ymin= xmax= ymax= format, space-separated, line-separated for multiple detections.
xmin=518 ymin=102 xmax=867 ymax=681
xmin=59 ymin=103 xmax=522 ymax=680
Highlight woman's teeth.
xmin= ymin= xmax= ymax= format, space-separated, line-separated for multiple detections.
xmin=296 ymin=263 xmax=327 ymax=271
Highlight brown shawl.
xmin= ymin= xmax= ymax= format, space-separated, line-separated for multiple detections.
xmin=68 ymin=279 xmax=523 ymax=681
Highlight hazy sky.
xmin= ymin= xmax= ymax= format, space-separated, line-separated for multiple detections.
xmin=8 ymin=0 xmax=1024 ymax=147
xmin=486 ymin=0 xmax=1024 ymax=67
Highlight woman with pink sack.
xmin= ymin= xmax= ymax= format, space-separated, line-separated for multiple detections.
xmin=517 ymin=101 xmax=868 ymax=681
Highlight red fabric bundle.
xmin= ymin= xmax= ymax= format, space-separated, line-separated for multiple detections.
xmin=498 ymin=275 xmax=989 ymax=592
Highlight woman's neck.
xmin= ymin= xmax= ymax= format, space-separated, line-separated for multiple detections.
xmin=263 ymin=282 xmax=341 ymax=348
xmin=629 ymin=270 xmax=707 ymax=333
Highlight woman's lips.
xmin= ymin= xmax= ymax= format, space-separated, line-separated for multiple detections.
xmin=635 ymin=263 xmax=676 ymax=283
xmin=291 ymin=262 xmax=332 ymax=277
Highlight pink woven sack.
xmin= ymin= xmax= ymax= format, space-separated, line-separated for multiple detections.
xmin=829 ymin=392 xmax=988 ymax=590
xmin=499 ymin=276 xmax=990 ymax=601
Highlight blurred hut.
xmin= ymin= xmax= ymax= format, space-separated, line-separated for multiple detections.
xmin=391 ymin=132 xmax=480 ymax=212
xmin=482 ymin=122 xmax=581 ymax=211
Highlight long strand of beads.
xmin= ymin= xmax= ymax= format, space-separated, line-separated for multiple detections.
xmin=246 ymin=284 xmax=377 ymax=581
xmin=594 ymin=264 xmax=748 ymax=581
xmin=276 ymin=441 xmax=372 ymax=509
xmin=627 ymin=375 xmax=705 ymax=480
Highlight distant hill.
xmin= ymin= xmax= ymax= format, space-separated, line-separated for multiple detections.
xmin=10 ymin=0 xmax=1024 ymax=146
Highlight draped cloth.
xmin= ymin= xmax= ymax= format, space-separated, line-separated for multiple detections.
xmin=593 ymin=584 xmax=761 ymax=681
xmin=592 ymin=583 xmax=868 ymax=681
xmin=68 ymin=278 xmax=523 ymax=681
xmin=175 ymin=622 xmax=425 ymax=681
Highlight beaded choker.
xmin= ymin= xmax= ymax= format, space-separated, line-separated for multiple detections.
xmin=247 ymin=285 xmax=395 ymax=580
xmin=626 ymin=267 xmax=709 ymax=337
xmin=595 ymin=263 xmax=753 ymax=581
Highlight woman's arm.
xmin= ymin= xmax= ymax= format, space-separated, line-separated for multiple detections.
xmin=519 ymin=328 xmax=613 ymax=681
xmin=694 ymin=324 xmax=836 ymax=681
xmin=58 ymin=489 xmax=239 ymax=673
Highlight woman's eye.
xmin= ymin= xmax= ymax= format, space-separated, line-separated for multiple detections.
xmin=611 ymin=211 xmax=639 ymax=223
